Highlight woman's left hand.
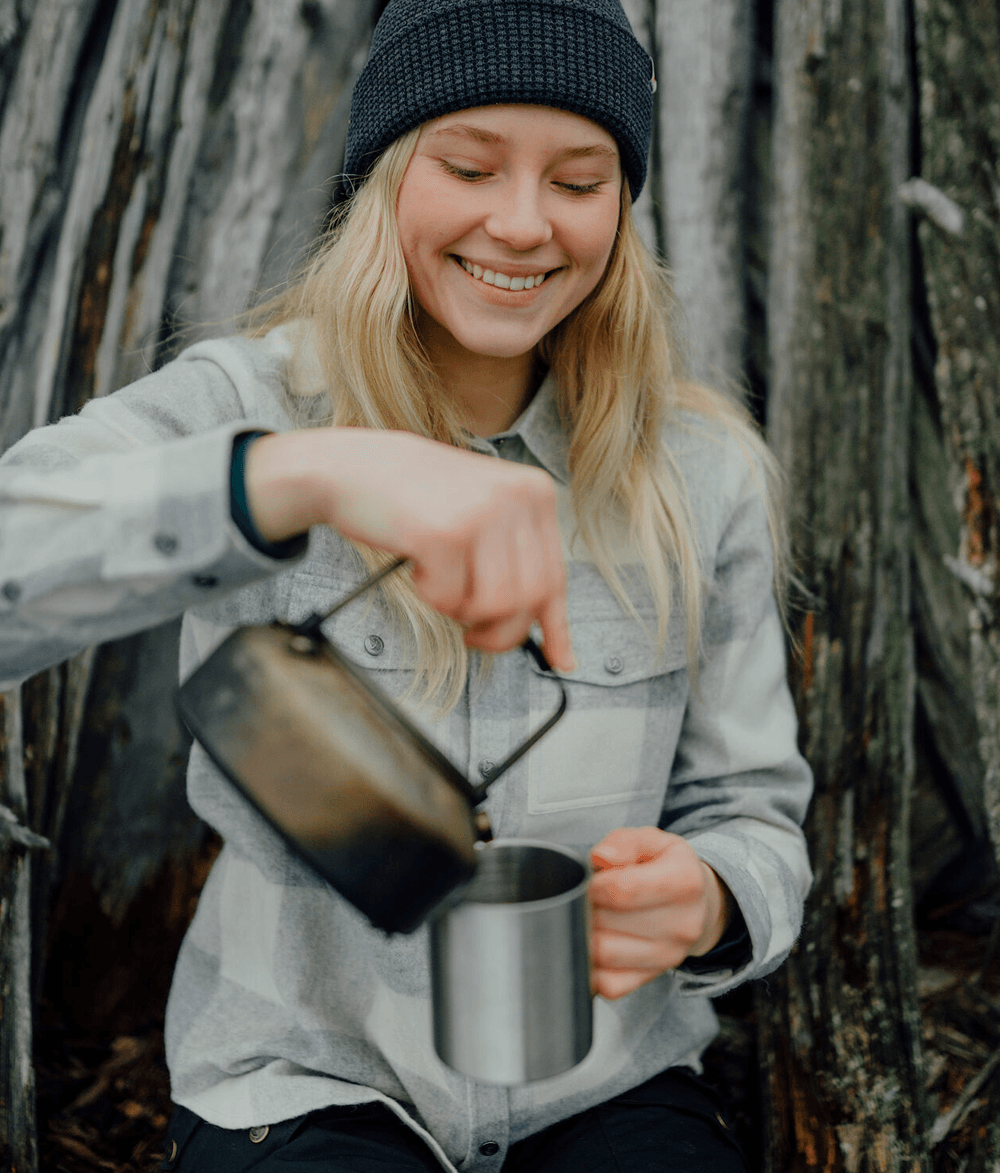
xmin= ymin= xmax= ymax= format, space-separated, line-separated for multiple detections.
xmin=588 ymin=826 xmax=733 ymax=1000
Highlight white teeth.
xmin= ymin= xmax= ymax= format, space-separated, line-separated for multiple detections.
xmin=457 ymin=257 xmax=548 ymax=290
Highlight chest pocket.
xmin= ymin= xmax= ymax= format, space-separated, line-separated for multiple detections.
xmin=285 ymin=566 xmax=428 ymax=705
xmin=524 ymin=616 xmax=689 ymax=816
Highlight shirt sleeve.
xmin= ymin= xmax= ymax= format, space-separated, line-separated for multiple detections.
xmin=662 ymin=456 xmax=814 ymax=997
xmin=0 ymin=343 xmax=308 ymax=690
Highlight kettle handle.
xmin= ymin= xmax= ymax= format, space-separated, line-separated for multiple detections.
xmin=294 ymin=557 xmax=409 ymax=634
xmin=295 ymin=558 xmax=568 ymax=804
xmin=470 ymin=639 xmax=568 ymax=803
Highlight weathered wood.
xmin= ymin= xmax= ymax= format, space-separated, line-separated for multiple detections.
xmin=19 ymin=649 xmax=96 ymax=1001
xmin=911 ymin=0 xmax=1000 ymax=872
xmin=0 ymin=0 xmax=375 ymax=1157
xmin=166 ymin=0 xmax=372 ymax=338
xmin=0 ymin=689 xmax=38 ymax=1173
xmin=967 ymin=1072 xmax=1000 ymax=1173
xmin=655 ymin=0 xmax=754 ymax=388
xmin=758 ymin=0 xmax=929 ymax=1167
xmin=911 ymin=371 xmax=990 ymax=902
xmin=618 ymin=0 xmax=660 ymax=255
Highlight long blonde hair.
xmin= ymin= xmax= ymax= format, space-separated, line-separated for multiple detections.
xmin=250 ymin=127 xmax=789 ymax=710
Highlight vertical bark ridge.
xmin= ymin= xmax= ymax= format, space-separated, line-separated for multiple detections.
xmin=759 ymin=0 xmax=928 ymax=1167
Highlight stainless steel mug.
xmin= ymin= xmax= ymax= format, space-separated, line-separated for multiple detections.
xmin=430 ymin=839 xmax=593 ymax=1084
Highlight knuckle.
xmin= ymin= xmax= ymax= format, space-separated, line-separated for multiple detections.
xmin=604 ymin=875 xmax=639 ymax=910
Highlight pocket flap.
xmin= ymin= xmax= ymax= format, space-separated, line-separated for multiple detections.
xmin=528 ymin=617 xmax=687 ymax=686
xmin=287 ymin=570 xmax=418 ymax=670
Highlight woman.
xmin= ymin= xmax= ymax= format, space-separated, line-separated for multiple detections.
xmin=0 ymin=0 xmax=812 ymax=1169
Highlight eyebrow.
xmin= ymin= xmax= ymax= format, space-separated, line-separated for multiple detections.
xmin=429 ymin=123 xmax=619 ymax=163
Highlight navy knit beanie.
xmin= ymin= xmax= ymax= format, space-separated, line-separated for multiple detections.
xmin=342 ymin=0 xmax=655 ymax=201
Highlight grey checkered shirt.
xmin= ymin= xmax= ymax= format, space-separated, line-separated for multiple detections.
xmin=0 ymin=325 xmax=812 ymax=1172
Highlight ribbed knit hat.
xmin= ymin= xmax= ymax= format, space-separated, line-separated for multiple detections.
xmin=342 ymin=0 xmax=655 ymax=201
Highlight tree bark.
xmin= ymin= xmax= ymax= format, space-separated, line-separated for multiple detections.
xmin=654 ymin=0 xmax=754 ymax=389
xmin=0 ymin=691 xmax=40 ymax=1173
xmin=0 ymin=2 xmax=373 ymax=1166
xmin=910 ymin=0 xmax=1000 ymax=872
xmin=757 ymin=0 xmax=929 ymax=1168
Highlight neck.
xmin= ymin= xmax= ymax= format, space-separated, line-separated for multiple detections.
xmin=419 ymin=316 xmax=540 ymax=436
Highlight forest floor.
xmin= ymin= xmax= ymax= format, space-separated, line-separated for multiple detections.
xmin=33 ymin=915 xmax=1000 ymax=1172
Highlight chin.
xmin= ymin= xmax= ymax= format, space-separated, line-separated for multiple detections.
xmin=451 ymin=328 xmax=546 ymax=360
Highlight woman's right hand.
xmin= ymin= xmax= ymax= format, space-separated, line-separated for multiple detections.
xmin=244 ymin=428 xmax=575 ymax=672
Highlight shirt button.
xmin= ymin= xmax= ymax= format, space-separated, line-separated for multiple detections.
xmin=364 ymin=633 xmax=385 ymax=656
xmin=604 ymin=654 xmax=624 ymax=675
xmin=154 ymin=532 xmax=179 ymax=555
xmin=479 ymin=1141 xmax=500 ymax=1156
xmin=248 ymin=1125 xmax=269 ymax=1143
xmin=478 ymin=759 xmax=497 ymax=780
xmin=1 ymin=580 xmax=22 ymax=602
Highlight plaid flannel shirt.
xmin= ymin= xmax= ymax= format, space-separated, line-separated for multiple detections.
xmin=0 ymin=325 xmax=812 ymax=1172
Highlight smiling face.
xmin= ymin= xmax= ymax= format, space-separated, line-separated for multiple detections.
xmin=396 ymin=105 xmax=623 ymax=365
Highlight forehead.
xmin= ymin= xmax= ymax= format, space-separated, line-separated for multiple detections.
xmin=420 ymin=105 xmax=619 ymax=160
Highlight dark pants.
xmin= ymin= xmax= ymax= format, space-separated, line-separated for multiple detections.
xmin=161 ymin=1068 xmax=747 ymax=1172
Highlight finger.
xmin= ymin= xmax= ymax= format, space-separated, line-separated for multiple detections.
xmin=409 ymin=546 xmax=474 ymax=619
xmin=451 ymin=514 xmax=512 ymax=622
xmin=463 ymin=612 xmax=535 ymax=654
xmin=589 ymin=845 xmax=704 ymax=914
xmin=536 ymin=590 xmax=575 ymax=674
xmin=591 ymin=926 xmax=680 ymax=973
xmin=592 ymin=904 xmax=707 ymax=954
xmin=592 ymin=966 xmax=663 ymax=1001
xmin=591 ymin=826 xmax=675 ymax=870
xmin=531 ymin=500 xmax=574 ymax=672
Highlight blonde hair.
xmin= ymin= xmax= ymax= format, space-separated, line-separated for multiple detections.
xmin=250 ymin=127 xmax=790 ymax=710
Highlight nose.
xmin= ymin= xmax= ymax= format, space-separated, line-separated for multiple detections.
xmin=483 ymin=177 xmax=553 ymax=252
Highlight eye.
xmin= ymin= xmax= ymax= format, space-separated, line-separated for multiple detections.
xmin=441 ymin=161 xmax=489 ymax=181
xmin=556 ymin=180 xmax=604 ymax=195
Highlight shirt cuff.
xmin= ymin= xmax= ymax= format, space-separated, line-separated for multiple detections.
xmin=230 ymin=431 xmax=308 ymax=560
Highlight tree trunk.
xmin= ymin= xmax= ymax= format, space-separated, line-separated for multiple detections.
xmin=0 ymin=2 xmax=373 ymax=1168
xmin=654 ymin=0 xmax=754 ymax=390
xmin=0 ymin=691 xmax=40 ymax=1173
xmin=756 ymin=0 xmax=930 ymax=1168
xmin=910 ymin=0 xmax=1000 ymax=872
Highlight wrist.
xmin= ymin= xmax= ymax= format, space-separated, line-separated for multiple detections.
xmin=688 ymin=863 xmax=734 ymax=958
xmin=244 ymin=429 xmax=343 ymax=542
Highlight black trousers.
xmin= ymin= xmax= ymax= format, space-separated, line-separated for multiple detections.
xmin=161 ymin=1068 xmax=747 ymax=1172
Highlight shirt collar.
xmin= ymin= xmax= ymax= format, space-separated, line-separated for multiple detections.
xmin=466 ymin=371 xmax=570 ymax=485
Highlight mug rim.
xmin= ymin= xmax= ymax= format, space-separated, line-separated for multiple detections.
xmin=446 ymin=838 xmax=592 ymax=911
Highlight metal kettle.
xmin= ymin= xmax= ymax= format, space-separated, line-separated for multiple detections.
xmin=176 ymin=560 xmax=568 ymax=934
